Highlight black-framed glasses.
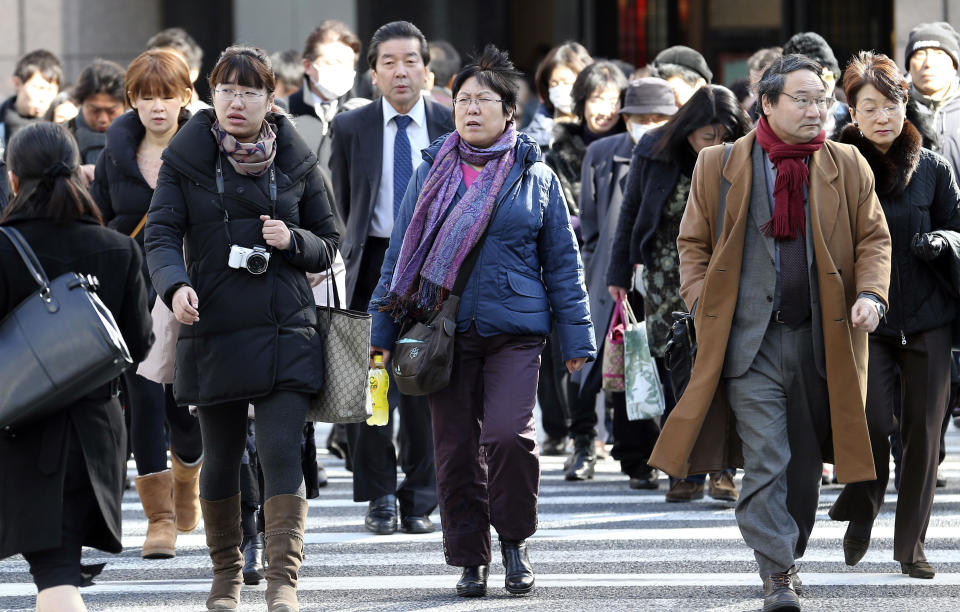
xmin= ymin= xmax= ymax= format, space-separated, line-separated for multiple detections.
xmin=780 ymin=92 xmax=835 ymax=110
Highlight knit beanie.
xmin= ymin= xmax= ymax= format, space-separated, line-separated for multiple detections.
xmin=905 ymin=22 xmax=960 ymax=69
xmin=782 ymin=32 xmax=840 ymax=79
xmin=654 ymin=46 xmax=713 ymax=83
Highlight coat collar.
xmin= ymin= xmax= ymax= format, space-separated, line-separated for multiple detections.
xmin=838 ymin=120 xmax=922 ymax=198
xmin=725 ymin=129 xmax=841 ymax=246
xmin=162 ymin=108 xmax=317 ymax=190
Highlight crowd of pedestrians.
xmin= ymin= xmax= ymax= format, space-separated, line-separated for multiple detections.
xmin=1 ymin=15 xmax=960 ymax=612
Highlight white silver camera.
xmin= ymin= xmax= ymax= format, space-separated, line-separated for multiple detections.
xmin=228 ymin=245 xmax=270 ymax=275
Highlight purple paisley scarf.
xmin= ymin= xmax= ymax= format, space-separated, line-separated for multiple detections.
xmin=376 ymin=123 xmax=518 ymax=318
xmin=210 ymin=119 xmax=277 ymax=176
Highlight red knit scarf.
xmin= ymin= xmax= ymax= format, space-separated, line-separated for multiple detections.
xmin=755 ymin=116 xmax=825 ymax=239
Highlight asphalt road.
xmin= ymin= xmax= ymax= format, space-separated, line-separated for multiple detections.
xmin=1 ymin=421 xmax=958 ymax=611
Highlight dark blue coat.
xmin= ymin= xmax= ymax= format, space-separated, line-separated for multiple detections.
xmin=575 ymin=131 xmax=634 ymax=389
xmin=145 ymin=109 xmax=340 ymax=406
xmin=606 ymin=130 xmax=681 ymax=289
xmin=369 ymin=132 xmax=596 ymax=363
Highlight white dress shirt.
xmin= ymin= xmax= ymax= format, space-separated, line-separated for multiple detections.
xmin=369 ymin=95 xmax=430 ymax=238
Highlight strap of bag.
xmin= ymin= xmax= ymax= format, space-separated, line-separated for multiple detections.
xmin=0 ymin=226 xmax=51 ymax=293
xmin=606 ymin=295 xmax=625 ymax=337
xmin=130 ymin=213 xmax=149 ymax=239
xmin=450 ymin=217 xmax=495 ymax=297
xmin=321 ymin=240 xmax=343 ymax=310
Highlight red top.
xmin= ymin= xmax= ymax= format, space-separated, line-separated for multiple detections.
xmin=461 ymin=163 xmax=481 ymax=188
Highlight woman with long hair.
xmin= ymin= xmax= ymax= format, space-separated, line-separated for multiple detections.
xmin=145 ymin=46 xmax=339 ymax=611
xmin=0 ymin=122 xmax=153 ymax=612
xmin=91 ymin=47 xmax=204 ymax=561
xmin=607 ymin=84 xmax=751 ymax=502
xmin=828 ymin=51 xmax=960 ymax=579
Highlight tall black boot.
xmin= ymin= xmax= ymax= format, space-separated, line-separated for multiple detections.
xmin=499 ymin=538 xmax=535 ymax=595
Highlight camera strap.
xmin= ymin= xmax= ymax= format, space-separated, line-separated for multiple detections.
xmin=215 ymin=154 xmax=278 ymax=253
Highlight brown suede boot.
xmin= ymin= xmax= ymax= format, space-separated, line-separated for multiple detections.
xmin=200 ymin=494 xmax=243 ymax=611
xmin=263 ymin=494 xmax=308 ymax=612
xmin=171 ymin=453 xmax=202 ymax=532
xmin=134 ymin=470 xmax=177 ymax=559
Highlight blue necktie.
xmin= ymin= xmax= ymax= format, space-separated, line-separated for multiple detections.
xmin=393 ymin=115 xmax=413 ymax=219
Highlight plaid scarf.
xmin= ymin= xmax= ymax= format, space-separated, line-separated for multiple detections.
xmin=210 ymin=119 xmax=277 ymax=176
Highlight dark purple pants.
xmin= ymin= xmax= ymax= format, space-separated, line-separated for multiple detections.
xmin=428 ymin=325 xmax=546 ymax=567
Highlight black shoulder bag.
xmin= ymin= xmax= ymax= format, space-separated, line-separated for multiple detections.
xmin=0 ymin=226 xmax=133 ymax=431
xmin=664 ymin=144 xmax=732 ymax=400
xmin=391 ymin=217 xmax=496 ymax=397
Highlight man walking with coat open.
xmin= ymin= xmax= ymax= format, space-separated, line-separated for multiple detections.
xmin=647 ymin=54 xmax=891 ymax=612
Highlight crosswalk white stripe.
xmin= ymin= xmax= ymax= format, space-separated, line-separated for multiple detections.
xmin=3 ymin=572 xmax=960 ymax=598
xmin=4 ymin=547 xmax=960 ymax=574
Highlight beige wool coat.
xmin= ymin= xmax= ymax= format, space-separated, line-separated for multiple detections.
xmin=648 ymin=130 xmax=892 ymax=484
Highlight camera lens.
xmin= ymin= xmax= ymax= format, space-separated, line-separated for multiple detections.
xmin=246 ymin=253 xmax=268 ymax=275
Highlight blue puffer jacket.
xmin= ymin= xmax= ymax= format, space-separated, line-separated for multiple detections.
xmin=369 ymin=131 xmax=596 ymax=363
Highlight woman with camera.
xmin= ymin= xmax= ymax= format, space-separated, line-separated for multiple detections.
xmin=145 ymin=46 xmax=339 ymax=611
xmin=369 ymin=45 xmax=595 ymax=598
xmin=0 ymin=122 xmax=153 ymax=612
xmin=90 ymin=47 xmax=204 ymax=561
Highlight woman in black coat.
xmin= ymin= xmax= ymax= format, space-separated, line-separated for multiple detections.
xmin=145 ymin=46 xmax=339 ymax=611
xmin=0 ymin=122 xmax=153 ymax=612
xmin=606 ymin=85 xmax=750 ymax=503
xmin=90 ymin=48 xmax=203 ymax=561
xmin=828 ymin=52 xmax=960 ymax=579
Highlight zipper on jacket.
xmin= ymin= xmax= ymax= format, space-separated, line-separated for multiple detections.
xmin=471 ymin=171 xmax=527 ymax=323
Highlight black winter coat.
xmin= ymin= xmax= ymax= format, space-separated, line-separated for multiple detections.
xmin=0 ymin=215 xmax=153 ymax=559
xmin=606 ymin=130 xmax=684 ymax=288
xmin=145 ymin=109 xmax=340 ymax=406
xmin=544 ymin=122 xmax=588 ymax=217
xmin=91 ymin=110 xmax=191 ymax=301
xmin=840 ymin=121 xmax=960 ymax=338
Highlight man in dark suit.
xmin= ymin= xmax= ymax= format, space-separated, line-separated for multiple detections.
xmin=330 ymin=20 xmax=454 ymax=535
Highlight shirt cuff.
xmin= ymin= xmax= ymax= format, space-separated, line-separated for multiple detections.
xmin=857 ymin=292 xmax=886 ymax=318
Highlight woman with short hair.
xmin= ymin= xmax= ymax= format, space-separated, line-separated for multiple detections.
xmin=369 ymin=45 xmax=595 ymax=598
xmin=0 ymin=122 xmax=153 ymax=612
xmin=91 ymin=47 xmax=203 ymax=562
xmin=145 ymin=45 xmax=339 ymax=611
xmin=829 ymin=51 xmax=960 ymax=579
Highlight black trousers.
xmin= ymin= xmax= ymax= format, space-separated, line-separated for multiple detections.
xmin=537 ymin=327 xmax=570 ymax=440
xmin=346 ymin=236 xmax=438 ymax=516
xmin=609 ymin=390 xmax=661 ymax=477
xmin=123 ymin=372 xmax=202 ymax=475
xmin=830 ymin=326 xmax=951 ymax=563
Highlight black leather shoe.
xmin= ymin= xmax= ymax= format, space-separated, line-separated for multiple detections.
xmin=843 ymin=532 xmax=870 ymax=567
xmin=629 ymin=470 xmax=659 ymax=490
xmin=499 ymin=538 xmax=535 ymax=595
xmin=762 ymin=567 xmax=800 ymax=611
xmin=901 ymin=560 xmax=935 ymax=579
xmin=317 ymin=464 xmax=328 ymax=488
xmin=241 ymin=533 xmax=265 ymax=585
xmin=541 ymin=436 xmax=566 ymax=456
xmin=400 ymin=515 xmax=435 ymax=534
xmin=456 ymin=565 xmax=489 ymax=597
xmin=365 ymin=494 xmax=397 ymax=535
xmin=563 ymin=436 xmax=596 ymax=481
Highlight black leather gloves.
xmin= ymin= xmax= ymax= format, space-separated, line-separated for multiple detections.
xmin=911 ymin=232 xmax=946 ymax=261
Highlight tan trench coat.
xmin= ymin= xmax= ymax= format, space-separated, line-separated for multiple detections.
xmin=648 ymin=130 xmax=891 ymax=484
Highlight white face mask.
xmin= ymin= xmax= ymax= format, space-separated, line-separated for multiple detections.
xmin=548 ymin=84 xmax=574 ymax=114
xmin=311 ymin=64 xmax=356 ymax=100
xmin=629 ymin=122 xmax=656 ymax=143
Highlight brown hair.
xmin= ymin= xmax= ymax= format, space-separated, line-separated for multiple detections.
xmin=302 ymin=20 xmax=361 ymax=63
xmin=842 ymin=51 xmax=909 ymax=108
xmin=125 ymin=49 xmax=192 ymax=107
xmin=207 ymin=45 xmax=275 ymax=95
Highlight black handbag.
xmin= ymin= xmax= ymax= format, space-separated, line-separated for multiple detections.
xmin=664 ymin=312 xmax=697 ymax=400
xmin=0 ymin=226 xmax=133 ymax=430
xmin=391 ymin=218 xmax=494 ymax=397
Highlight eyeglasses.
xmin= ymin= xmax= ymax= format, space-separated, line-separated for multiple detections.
xmin=215 ymin=87 xmax=266 ymax=102
xmin=855 ymin=104 xmax=903 ymax=120
xmin=454 ymin=97 xmax=504 ymax=109
xmin=780 ymin=92 xmax=835 ymax=110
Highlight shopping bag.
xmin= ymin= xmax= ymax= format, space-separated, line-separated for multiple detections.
xmin=601 ymin=296 xmax=626 ymax=392
xmin=623 ymin=299 xmax=665 ymax=421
